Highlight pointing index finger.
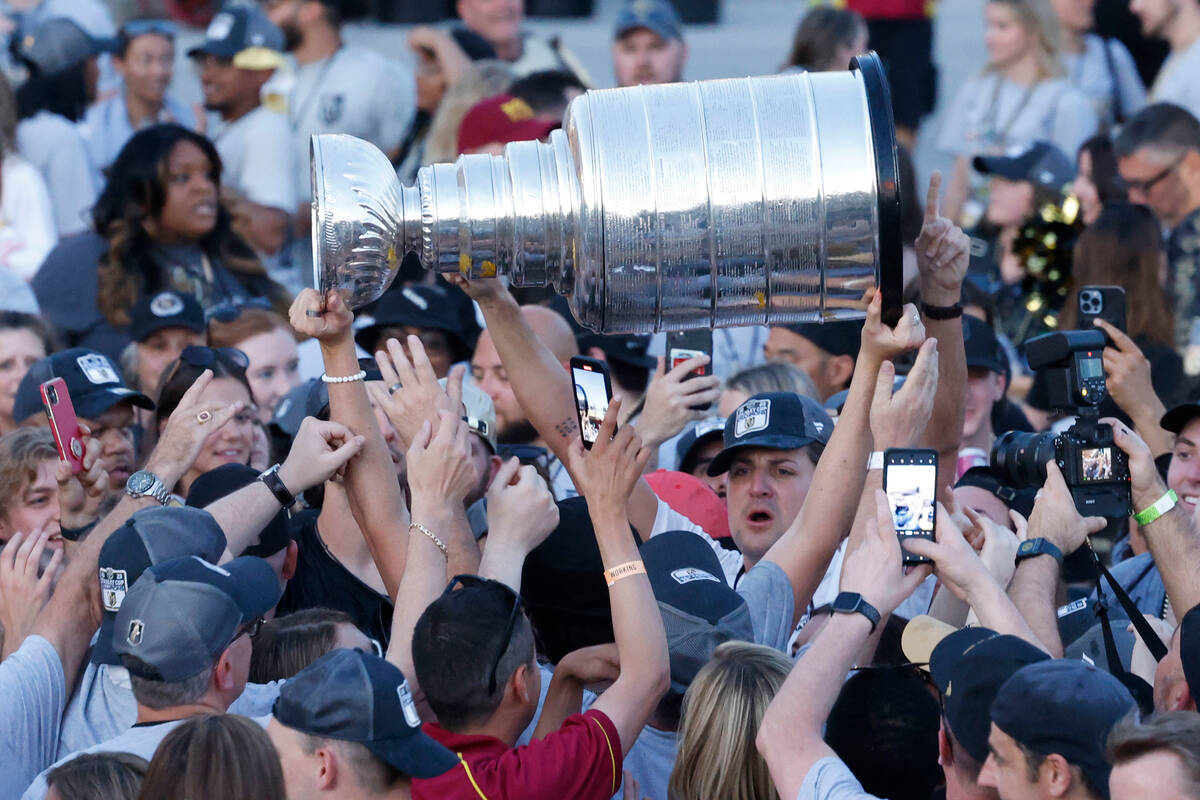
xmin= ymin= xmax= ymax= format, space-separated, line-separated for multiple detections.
xmin=925 ymin=172 xmax=942 ymax=223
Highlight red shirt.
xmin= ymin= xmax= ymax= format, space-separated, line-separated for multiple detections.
xmin=843 ymin=0 xmax=931 ymax=20
xmin=411 ymin=710 xmax=623 ymax=800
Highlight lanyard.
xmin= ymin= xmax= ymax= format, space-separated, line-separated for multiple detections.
xmin=289 ymin=47 xmax=342 ymax=133
xmin=979 ymin=74 xmax=1036 ymax=150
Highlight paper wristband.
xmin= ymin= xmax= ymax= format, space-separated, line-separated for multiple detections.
xmin=604 ymin=560 xmax=647 ymax=587
xmin=1134 ymin=489 xmax=1178 ymax=526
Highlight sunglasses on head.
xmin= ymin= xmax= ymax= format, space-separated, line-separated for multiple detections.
xmin=121 ymin=19 xmax=177 ymax=39
xmin=206 ymin=297 xmax=274 ymax=323
xmin=180 ymin=345 xmax=250 ymax=372
xmin=443 ymin=574 xmax=523 ymax=696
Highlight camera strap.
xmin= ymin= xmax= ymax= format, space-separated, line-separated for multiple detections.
xmin=1090 ymin=549 xmax=1168 ymax=662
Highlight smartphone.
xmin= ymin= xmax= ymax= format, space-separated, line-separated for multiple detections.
xmin=1078 ymin=286 xmax=1126 ymax=343
xmin=667 ymin=329 xmax=713 ymax=410
xmin=570 ymin=356 xmax=613 ymax=450
xmin=883 ymin=448 xmax=938 ymax=564
xmin=41 ymin=378 xmax=85 ymax=474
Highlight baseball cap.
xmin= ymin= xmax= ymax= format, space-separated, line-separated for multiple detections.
xmin=929 ymin=629 xmax=1050 ymax=763
xmin=675 ymin=416 xmax=727 ymax=473
xmin=16 ymin=17 xmax=117 ymax=76
xmin=186 ymin=464 xmax=293 ymax=558
xmin=641 ymin=530 xmax=751 ymax=692
xmin=113 ymin=554 xmax=281 ymax=681
xmin=269 ymin=361 xmax=385 ymax=438
xmin=356 ymin=285 xmax=470 ymax=363
xmin=973 ymin=141 xmax=1073 ymax=193
xmin=614 ymin=0 xmax=683 ymax=41
xmin=128 ymin=291 xmax=205 ymax=343
xmin=93 ymin=506 xmax=229 ymax=668
xmin=457 ymin=94 xmax=559 ymax=155
xmin=707 ymin=392 xmax=833 ymax=476
xmin=579 ymin=333 xmax=657 ymax=371
xmin=778 ymin=319 xmax=862 ymax=360
xmin=954 ymin=466 xmax=1037 ymax=519
xmin=13 ymin=348 xmax=154 ymax=424
xmin=273 ymin=648 xmax=458 ymax=778
xmin=1160 ymin=400 xmax=1200 ymax=434
xmin=1180 ymin=604 xmax=1200 ymax=699
xmin=991 ymin=660 xmax=1136 ymax=796
xmin=644 ymin=469 xmax=731 ymax=539
xmin=454 ymin=379 xmax=497 ymax=453
xmin=187 ymin=6 xmax=285 ymax=70
xmin=963 ymin=315 xmax=1006 ymax=375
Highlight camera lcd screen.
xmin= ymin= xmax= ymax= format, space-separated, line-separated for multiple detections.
xmin=573 ymin=367 xmax=610 ymax=446
xmin=885 ymin=464 xmax=936 ymax=533
xmin=1080 ymin=447 xmax=1113 ymax=482
xmin=1078 ymin=357 xmax=1104 ymax=379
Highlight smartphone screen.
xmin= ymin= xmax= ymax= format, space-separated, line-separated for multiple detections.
xmin=883 ymin=448 xmax=938 ymax=564
xmin=41 ymin=378 xmax=85 ymax=474
xmin=571 ymin=357 xmax=613 ymax=449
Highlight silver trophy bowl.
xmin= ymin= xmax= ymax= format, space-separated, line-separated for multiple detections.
xmin=312 ymin=53 xmax=903 ymax=332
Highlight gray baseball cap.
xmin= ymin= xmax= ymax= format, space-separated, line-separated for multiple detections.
xmin=92 ymin=507 xmax=228 ymax=668
xmin=17 ymin=17 xmax=117 ymax=76
xmin=114 ymin=555 xmax=281 ymax=681
xmin=614 ymin=0 xmax=683 ymax=41
xmin=274 ymin=649 xmax=459 ymax=779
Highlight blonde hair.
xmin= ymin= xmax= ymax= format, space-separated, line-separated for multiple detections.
xmin=985 ymin=0 xmax=1063 ymax=80
xmin=668 ymin=642 xmax=792 ymax=800
xmin=423 ymin=60 xmax=515 ymax=164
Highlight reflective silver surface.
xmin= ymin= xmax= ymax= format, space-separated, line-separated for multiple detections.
xmin=312 ymin=60 xmax=897 ymax=332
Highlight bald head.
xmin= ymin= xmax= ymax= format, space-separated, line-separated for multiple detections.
xmin=521 ymin=305 xmax=579 ymax=363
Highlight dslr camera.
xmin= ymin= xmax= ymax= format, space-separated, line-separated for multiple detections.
xmin=991 ymin=330 xmax=1131 ymax=518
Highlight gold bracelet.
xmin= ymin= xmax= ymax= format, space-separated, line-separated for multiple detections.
xmin=409 ymin=522 xmax=447 ymax=556
xmin=604 ymin=560 xmax=646 ymax=587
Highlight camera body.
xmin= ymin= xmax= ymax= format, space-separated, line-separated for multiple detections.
xmin=991 ymin=330 xmax=1131 ymax=518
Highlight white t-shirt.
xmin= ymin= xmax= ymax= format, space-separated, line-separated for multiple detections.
xmin=283 ymin=47 xmax=417 ymax=204
xmin=0 ymin=155 xmax=56 ymax=280
xmin=16 ymin=112 xmax=98 ymax=238
xmin=210 ymin=105 xmax=298 ymax=215
xmin=1061 ymin=35 xmax=1146 ymax=128
xmin=1150 ymin=38 xmax=1200 ymax=123
xmin=937 ymin=73 xmax=1098 ymax=160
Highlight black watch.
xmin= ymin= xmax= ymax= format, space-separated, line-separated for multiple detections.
xmin=921 ymin=301 xmax=963 ymax=320
xmin=1014 ymin=537 xmax=1063 ymax=565
xmin=258 ymin=464 xmax=295 ymax=507
xmin=831 ymin=592 xmax=881 ymax=632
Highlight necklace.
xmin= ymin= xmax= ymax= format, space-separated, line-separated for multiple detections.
xmin=979 ymin=73 xmax=1037 ymax=150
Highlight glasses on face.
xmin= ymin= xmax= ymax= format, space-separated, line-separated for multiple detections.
xmin=206 ymin=297 xmax=274 ymax=323
xmin=443 ymin=574 xmax=523 ymax=695
xmin=121 ymin=19 xmax=177 ymax=39
xmin=1125 ymin=155 xmax=1184 ymax=195
xmin=180 ymin=345 xmax=250 ymax=372
xmin=237 ymin=615 xmax=266 ymax=641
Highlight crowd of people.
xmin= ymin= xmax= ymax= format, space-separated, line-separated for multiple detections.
xmin=0 ymin=0 xmax=1199 ymax=799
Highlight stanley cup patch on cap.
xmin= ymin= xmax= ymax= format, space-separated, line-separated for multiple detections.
xmin=77 ymin=354 xmax=120 ymax=386
xmin=397 ymin=680 xmax=422 ymax=729
xmin=671 ymin=567 xmax=720 ymax=585
xmin=126 ymin=619 xmax=145 ymax=646
xmin=734 ymin=399 xmax=770 ymax=438
xmin=100 ymin=568 xmax=129 ymax=612
xmin=150 ymin=292 xmax=185 ymax=317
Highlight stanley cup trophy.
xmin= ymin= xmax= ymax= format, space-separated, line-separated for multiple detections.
xmin=311 ymin=53 xmax=904 ymax=333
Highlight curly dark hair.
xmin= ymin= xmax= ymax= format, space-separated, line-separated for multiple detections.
xmin=92 ymin=124 xmax=290 ymax=327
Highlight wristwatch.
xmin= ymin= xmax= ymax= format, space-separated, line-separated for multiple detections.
xmin=831 ymin=592 xmax=881 ymax=632
xmin=258 ymin=464 xmax=295 ymax=508
xmin=125 ymin=470 xmax=171 ymax=506
xmin=1014 ymin=537 xmax=1063 ymax=565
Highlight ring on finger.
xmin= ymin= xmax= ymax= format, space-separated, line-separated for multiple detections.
xmin=388 ymin=382 xmax=402 ymax=395
xmin=196 ymin=410 xmax=213 ymax=425
xmin=305 ymin=310 xmax=322 ymax=318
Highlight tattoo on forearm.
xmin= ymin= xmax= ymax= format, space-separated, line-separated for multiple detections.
xmin=554 ymin=417 xmax=577 ymax=439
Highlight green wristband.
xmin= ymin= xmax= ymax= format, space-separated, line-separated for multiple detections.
xmin=1134 ymin=489 xmax=1178 ymax=526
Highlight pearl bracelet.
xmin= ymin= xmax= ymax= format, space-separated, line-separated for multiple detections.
xmin=321 ymin=370 xmax=367 ymax=384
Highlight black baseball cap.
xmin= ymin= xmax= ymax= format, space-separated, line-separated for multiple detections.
xmin=187 ymin=6 xmax=285 ymax=69
xmin=675 ymin=416 xmax=726 ymax=472
xmin=114 ymin=555 xmax=281 ymax=681
xmin=963 ymin=315 xmax=1006 ymax=375
xmin=355 ymin=285 xmax=470 ymax=363
xmin=274 ymin=648 xmax=458 ymax=779
xmin=707 ymin=392 xmax=833 ymax=476
xmin=93 ymin=507 xmax=229 ymax=668
xmin=931 ymin=630 xmax=1050 ymax=763
xmin=1160 ymin=401 xmax=1200 ymax=435
xmin=187 ymin=464 xmax=293 ymax=558
xmin=16 ymin=17 xmax=117 ymax=76
xmin=580 ymin=333 xmax=657 ymax=371
xmin=954 ymin=466 xmax=1037 ymax=519
xmin=973 ymin=141 xmax=1073 ymax=193
xmin=13 ymin=348 xmax=154 ymax=424
xmin=1181 ymin=604 xmax=1200 ymax=699
xmin=614 ymin=0 xmax=683 ymax=41
xmin=641 ymin=531 xmax=752 ymax=692
xmin=128 ymin=291 xmax=205 ymax=343
xmin=778 ymin=319 xmax=862 ymax=360
xmin=991 ymin=660 xmax=1135 ymax=797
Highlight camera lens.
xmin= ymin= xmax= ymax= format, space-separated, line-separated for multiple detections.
xmin=990 ymin=431 xmax=1058 ymax=488
xmin=45 ymin=385 xmax=57 ymax=404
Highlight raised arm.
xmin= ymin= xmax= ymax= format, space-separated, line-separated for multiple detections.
xmin=915 ymin=173 xmax=970 ymax=495
xmin=757 ymin=491 xmax=930 ymax=798
xmin=565 ymin=397 xmax=670 ymax=754
xmin=289 ymin=289 xmax=411 ymax=598
xmin=1111 ymin=419 xmax=1200 ymax=615
xmin=477 ymin=458 xmax=560 ymax=591
xmin=1097 ymin=320 xmax=1172 ymax=457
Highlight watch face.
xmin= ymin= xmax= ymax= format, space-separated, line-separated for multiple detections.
xmin=127 ymin=471 xmax=153 ymax=493
xmin=832 ymin=593 xmax=859 ymax=613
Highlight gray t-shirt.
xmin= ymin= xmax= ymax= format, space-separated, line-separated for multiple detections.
xmin=0 ymin=636 xmax=67 ymax=798
xmin=937 ymin=73 xmax=1098 ymax=160
xmin=1061 ymin=35 xmax=1146 ymax=128
xmin=1150 ymin=38 xmax=1200 ymax=123
xmin=797 ymin=756 xmax=881 ymax=800
xmin=613 ymin=724 xmax=677 ymax=800
xmin=210 ymin=105 xmax=297 ymax=215
xmin=16 ymin=112 xmax=100 ymax=238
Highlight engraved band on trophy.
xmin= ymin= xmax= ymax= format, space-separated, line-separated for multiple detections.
xmin=310 ymin=52 xmax=903 ymax=333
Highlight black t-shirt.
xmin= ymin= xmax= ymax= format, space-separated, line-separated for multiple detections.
xmin=277 ymin=509 xmax=394 ymax=646
xmin=1025 ymin=336 xmax=1184 ymax=424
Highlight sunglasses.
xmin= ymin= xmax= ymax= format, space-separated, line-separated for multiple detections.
xmin=180 ymin=345 xmax=250 ymax=372
xmin=237 ymin=615 xmax=266 ymax=641
xmin=443 ymin=574 xmax=523 ymax=695
xmin=121 ymin=19 xmax=177 ymax=38
xmin=206 ymin=297 xmax=274 ymax=323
